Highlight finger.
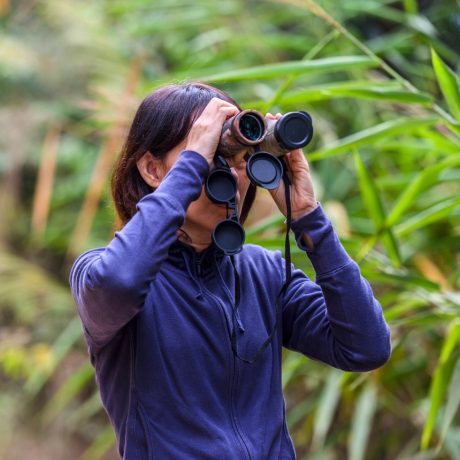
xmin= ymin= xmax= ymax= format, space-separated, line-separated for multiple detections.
xmin=202 ymin=98 xmax=238 ymax=116
xmin=209 ymin=97 xmax=236 ymax=107
xmin=267 ymin=180 xmax=287 ymax=215
xmin=215 ymin=107 xmax=239 ymax=123
xmin=199 ymin=104 xmax=238 ymax=124
xmin=220 ymin=106 xmax=239 ymax=116
xmin=267 ymin=180 xmax=285 ymax=200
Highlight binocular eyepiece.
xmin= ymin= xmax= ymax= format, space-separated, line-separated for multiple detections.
xmin=217 ymin=109 xmax=313 ymax=158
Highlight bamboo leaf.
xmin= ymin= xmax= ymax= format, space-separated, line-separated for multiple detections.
xmin=403 ymin=0 xmax=418 ymax=14
xmin=431 ymin=48 xmax=460 ymax=121
xmin=354 ymin=152 xmax=385 ymax=227
xmin=354 ymin=150 xmax=401 ymax=266
xmin=67 ymin=391 xmax=104 ymax=430
xmin=282 ymin=353 xmax=307 ymax=389
xmin=348 ymin=384 xmax=378 ymax=460
xmin=312 ymin=369 xmax=343 ymax=450
xmin=386 ymin=156 xmax=460 ymax=227
xmin=309 ymin=116 xmax=439 ymax=161
xmin=41 ymin=361 xmax=94 ymax=426
xmin=24 ymin=317 xmax=83 ymax=398
xmin=261 ymin=29 xmax=339 ymax=113
xmin=199 ymin=56 xmax=376 ymax=82
xmin=368 ymin=271 xmax=441 ymax=292
xmin=439 ymin=358 xmax=460 ymax=448
xmin=245 ymin=213 xmax=285 ymax=237
xmin=421 ymin=320 xmax=460 ymax=450
xmin=395 ymin=197 xmax=460 ymax=236
xmin=280 ymin=81 xmax=433 ymax=106
xmin=81 ymin=424 xmax=116 ymax=460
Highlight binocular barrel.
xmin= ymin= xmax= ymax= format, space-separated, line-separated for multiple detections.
xmin=217 ymin=109 xmax=313 ymax=157
xmin=217 ymin=110 xmax=267 ymax=157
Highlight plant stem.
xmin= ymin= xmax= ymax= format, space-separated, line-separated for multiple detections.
xmin=272 ymin=0 xmax=459 ymax=128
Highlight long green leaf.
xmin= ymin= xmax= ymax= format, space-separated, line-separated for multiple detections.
xmin=24 ymin=316 xmax=83 ymax=398
xmin=199 ymin=56 xmax=376 ymax=82
xmin=395 ymin=197 xmax=460 ymax=236
xmin=431 ymin=48 xmax=460 ymax=121
xmin=245 ymin=213 xmax=285 ymax=237
xmin=386 ymin=156 xmax=460 ymax=227
xmin=81 ymin=424 xmax=116 ymax=460
xmin=41 ymin=361 xmax=94 ymax=426
xmin=282 ymin=352 xmax=307 ymax=389
xmin=309 ymin=116 xmax=439 ymax=161
xmin=354 ymin=150 xmax=401 ymax=266
xmin=261 ymin=29 xmax=340 ymax=113
xmin=421 ymin=320 xmax=460 ymax=450
xmin=67 ymin=391 xmax=104 ymax=430
xmin=403 ymin=0 xmax=418 ymax=14
xmin=348 ymin=384 xmax=378 ymax=460
xmin=439 ymin=358 xmax=460 ymax=448
xmin=280 ymin=81 xmax=433 ymax=106
xmin=312 ymin=369 xmax=343 ymax=450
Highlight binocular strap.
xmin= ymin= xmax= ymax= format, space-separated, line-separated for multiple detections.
xmin=230 ymin=167 xmax=292 ymax=365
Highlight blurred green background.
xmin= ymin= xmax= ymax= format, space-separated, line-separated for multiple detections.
xmin=1 ymin=0 xmax=459 ymax=458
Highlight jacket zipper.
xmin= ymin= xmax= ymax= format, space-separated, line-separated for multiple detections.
xmin=230 ymin=351 xmax=252 ymax=460
xmin=196 ymin=253 xmax=202 ymax=278
xmin=194 ymin=255 xmax=252 ymax=460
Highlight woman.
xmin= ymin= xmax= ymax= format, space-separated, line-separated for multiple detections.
xmin=69 ymin=82 xmax=391 ymax=459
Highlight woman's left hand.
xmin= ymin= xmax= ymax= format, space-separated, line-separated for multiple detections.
xmin=267 ymin=113 xmax=317 ymax=221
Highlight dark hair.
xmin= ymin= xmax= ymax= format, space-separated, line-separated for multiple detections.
xmin=111 ymin=82 xmax=257 ymax=228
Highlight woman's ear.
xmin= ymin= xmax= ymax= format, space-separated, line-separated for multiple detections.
xmin=136 ymin=152 xmax=165 ymax=189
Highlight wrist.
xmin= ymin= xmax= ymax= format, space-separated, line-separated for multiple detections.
xmin=184 ymin=145 xmax=212 ymax=166
xmin=291 ymin=202 xmax=319 ymax=222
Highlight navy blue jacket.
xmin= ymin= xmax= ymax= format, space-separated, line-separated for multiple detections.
xmin=69 ymin=150 xmax=391 ymax=459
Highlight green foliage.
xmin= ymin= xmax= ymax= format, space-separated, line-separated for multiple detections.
xmin=1 ymin=0 xmax=459 ymax=458
xmin=348 ymin=383 xmax=378 ymax=460
xmin=431 ymin=48 xmax=460 ymax=122
xmin=422 ymin=321 xmax=460 ymax=450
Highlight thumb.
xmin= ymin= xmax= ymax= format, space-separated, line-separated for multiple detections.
xmin=268 ymin=179 xmax=288 ymax=217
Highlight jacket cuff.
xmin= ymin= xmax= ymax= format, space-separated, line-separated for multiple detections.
xmin=290 ymin=202 xmax=353 ymax=276
xmin=152 ymin=150 xmax=209 ymax=211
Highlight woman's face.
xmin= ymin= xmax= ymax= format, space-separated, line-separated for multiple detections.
xmin=146 ymin=139 xmax=251 ymax=243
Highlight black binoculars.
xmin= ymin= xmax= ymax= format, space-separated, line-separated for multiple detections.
xmin=206 ymin=109 xmax=314 ymax=255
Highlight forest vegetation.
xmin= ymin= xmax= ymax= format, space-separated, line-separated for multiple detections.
xmin=0 ymin=0 xmax=459 ymax=458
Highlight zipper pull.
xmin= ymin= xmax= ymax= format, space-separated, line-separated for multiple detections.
xmin=196 ymin=255 xmax=202 ymax=277
xmin=235 ymin=311 xmax=245 ymax=333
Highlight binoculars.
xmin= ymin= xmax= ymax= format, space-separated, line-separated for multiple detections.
xmin=218 ymin=109 xmax=313 ymax=158
xmin=206 ymin=109 xmax=314 ymax=255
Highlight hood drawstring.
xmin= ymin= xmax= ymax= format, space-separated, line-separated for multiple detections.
xmin=179 ymin=161 xmax=293 ymax=365
xmin=228 ymin=166 xmax=293 ymax=365
xmin=214 ymin=252 xmax=245 ymax=333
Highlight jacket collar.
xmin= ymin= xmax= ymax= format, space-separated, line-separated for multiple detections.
xmin=168 ymin=239 xmax=225 ymax=277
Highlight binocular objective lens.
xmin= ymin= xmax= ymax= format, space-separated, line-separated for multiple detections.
xmin=239 ymin=114 xmax=264 ymax=142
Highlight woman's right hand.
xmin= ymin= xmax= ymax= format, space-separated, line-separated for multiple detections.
xmin=185 ymin=97 xmax=240 ymax=166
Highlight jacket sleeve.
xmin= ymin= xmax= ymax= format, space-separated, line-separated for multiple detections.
xmin=69 ymin=150 xmax=209 ymax=348
xmin=281 ymin=203 xmax=391 ymax=372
